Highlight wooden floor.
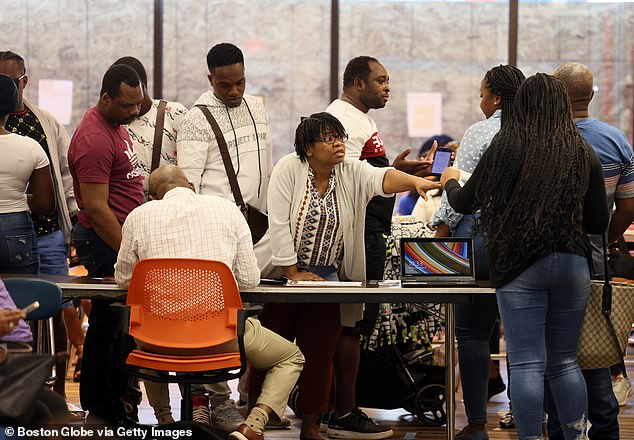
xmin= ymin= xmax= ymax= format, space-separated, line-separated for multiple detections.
xmin=64 ymin=353 xmax=634 ymax=439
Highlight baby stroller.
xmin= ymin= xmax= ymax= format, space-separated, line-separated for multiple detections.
xmin=288 ymin=302 xmax=447 ymax=427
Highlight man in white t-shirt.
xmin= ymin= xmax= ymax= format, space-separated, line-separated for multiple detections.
xmin=325 ymin=56 xmax=430 ymax=439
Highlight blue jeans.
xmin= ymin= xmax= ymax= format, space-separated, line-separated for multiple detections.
xmin=37 ymin=230 xmax=72 ymax=308
xmin=454 ymin=213 xmax=497 ymax=425
xmin=454 ymin=213 xmax=489 ymax=281
xmin=546 ymin=367 xmax=619 ymax=440
xmin=72 ymin=223 xmax=117 ymax=278
xmin=497 ymin=253 xmax=590 ymax=439
xmin=0 ymin=211 xmax=39 ymax=274
xmin=36 ymin=230 xmax=68 ymax=275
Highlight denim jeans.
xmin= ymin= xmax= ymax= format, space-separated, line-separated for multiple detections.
xmin=454 ymin=213 xmax=489 ymax=281
xmin=546 ymin=367 xmax=619 ymax=440
xmin=454 ymin=213 xmax=497 ymax=424
xmin=37 ymin=230 xmax=72 ymax=308
xmin=72 ymin=223 xmax=117 ymax=278
xmin=0 ymin=211 xmax=39 ymax=274
xmin=36 ymin=230 xmax=68 ymax=275
xmin=497 ymin=252 xmax=590 ymax=439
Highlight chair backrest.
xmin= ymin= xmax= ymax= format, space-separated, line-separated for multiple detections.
xmin=3 ymin=278 xmax=62 ymax=320
xmin=126 ymin=258 xmax=244 ymax=350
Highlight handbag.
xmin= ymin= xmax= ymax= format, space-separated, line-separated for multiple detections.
xmin=577 ymin=235 xmax=634 ymax=370
xmin=0 ymin=342 xmax=54 ymax=422
xmin=194 ymin=105 xmax=268 ymax=245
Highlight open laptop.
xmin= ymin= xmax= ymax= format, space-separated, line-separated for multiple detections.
xmin=400 ymin=237 xmax=476 ymax=287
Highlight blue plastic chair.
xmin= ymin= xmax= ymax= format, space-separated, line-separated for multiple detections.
xmin=3 ymin=278 xmax=62 ymax=381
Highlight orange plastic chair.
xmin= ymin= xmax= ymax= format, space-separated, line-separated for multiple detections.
xmin=120 ymin=258 xmax=249 ymax=421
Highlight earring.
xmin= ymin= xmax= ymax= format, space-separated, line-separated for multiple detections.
xmin=494 ymin=101 xmax=498 ymax=105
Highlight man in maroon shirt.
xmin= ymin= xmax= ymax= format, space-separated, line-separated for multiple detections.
xmin=68 ymin=64 xmax=144 ymax=425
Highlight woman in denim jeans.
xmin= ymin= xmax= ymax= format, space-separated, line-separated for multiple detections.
xmin=0 ymin=74 xmax=53 ymax=274
xmin=441 ymin=73 xmax=609 ymax=440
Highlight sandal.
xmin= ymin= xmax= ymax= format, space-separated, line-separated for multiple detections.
xmin=499 ymin=411 xmax=515 ymax=429
xmin=73 ymin=357 xmax=82 ymax=383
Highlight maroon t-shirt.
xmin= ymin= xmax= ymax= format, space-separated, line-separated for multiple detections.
xmin=68 ymin=107 xmax=144 ymax=229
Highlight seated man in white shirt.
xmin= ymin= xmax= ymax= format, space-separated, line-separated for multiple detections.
xmin=115 ymin=165 xmax=304 ymax=440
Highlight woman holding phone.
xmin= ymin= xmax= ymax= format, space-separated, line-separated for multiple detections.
xmin=441 ymin=73 xmax=608 ymax=439
xmin=431 ymin=65 xmax=525 ymax=440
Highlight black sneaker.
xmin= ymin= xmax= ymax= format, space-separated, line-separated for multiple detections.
xmin=327 ymin=408 xmax=393 ymax=439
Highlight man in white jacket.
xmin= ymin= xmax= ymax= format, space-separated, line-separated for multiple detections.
xmin=177 ymin=43 xmax=273 ymax=214
xmin=177 ymin=42 xmax=274 ymax=430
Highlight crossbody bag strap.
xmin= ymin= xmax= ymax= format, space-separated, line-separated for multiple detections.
xmin=194 ymin=105 xmax=247 ymax=211
xmin=601 ymin=234 xmax=627 ymax=376
xmin=150 ymin=99 xmax=168 ymax=172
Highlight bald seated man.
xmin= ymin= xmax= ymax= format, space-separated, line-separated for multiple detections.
xmin=546 ymin=62 xmax=634 ymax=440
xmin=115 ymin=165 xmax=305 ymax=440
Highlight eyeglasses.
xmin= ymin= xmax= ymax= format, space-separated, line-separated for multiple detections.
xmin=13 ymin=74 xmax=26 ymax=87
xmin=317 ymin=134 xmax=349 ymax=144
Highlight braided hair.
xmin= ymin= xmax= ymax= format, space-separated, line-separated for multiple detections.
xmin=294 ymin=112 xmax=346 ymax=163
xmin=475 ymin=73 xmax=591 ymax=273
xmin=484 ymin=65 xmax=526 ymax=125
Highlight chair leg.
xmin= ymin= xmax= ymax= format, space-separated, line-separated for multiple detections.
xmin=181 ymin=383 xmax=192 ymax=421
xmin=47 ymin=317 xmax=57 ymax=384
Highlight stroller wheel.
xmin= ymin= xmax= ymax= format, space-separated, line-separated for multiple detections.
xmin=287 ymin=383 xmax=303 ymax=418
xmin=414 ymin=384 xmax=447 ymax=427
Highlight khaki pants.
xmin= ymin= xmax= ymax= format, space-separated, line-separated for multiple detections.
xmin=140 ymin=317 xmax=304 ymax=419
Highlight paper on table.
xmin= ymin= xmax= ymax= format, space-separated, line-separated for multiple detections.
xmin=285 ymin=280 xmax=363 ymax=287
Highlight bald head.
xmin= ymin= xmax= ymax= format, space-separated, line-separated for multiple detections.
xmin=148 ymin=165 xmax=193 ymax=200
xmin=553 ymin=62 xmax=594 ymax=114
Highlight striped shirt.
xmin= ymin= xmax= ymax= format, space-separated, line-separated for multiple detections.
xmin=577 ymin=118 xmax=634 ymax=276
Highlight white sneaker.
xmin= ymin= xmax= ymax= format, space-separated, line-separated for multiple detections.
xmin=612 ymin=374 xmax=632 ymax=406
xmin=212 ymin=399 xmax=245 ymax=431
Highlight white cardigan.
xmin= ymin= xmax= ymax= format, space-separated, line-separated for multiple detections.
xmin=257 ymin=153 xmax=393 ymax=323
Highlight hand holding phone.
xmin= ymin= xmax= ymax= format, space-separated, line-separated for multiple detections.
xmin=430 ymin=147 xmax=453 ymax=176
xmin=21 ymin=301 xmax=40 ymax=314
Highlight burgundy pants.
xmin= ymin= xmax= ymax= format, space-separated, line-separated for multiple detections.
xmin=248 ymin=302 xmax=342 ymax=415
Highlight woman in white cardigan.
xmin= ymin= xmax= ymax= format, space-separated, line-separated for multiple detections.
xmin=249 ymin=112 xmax=439 ymax=440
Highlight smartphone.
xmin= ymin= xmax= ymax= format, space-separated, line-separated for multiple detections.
xmin=21 ymin=301 xmax=40 ymax=314
xmin=259 ymin=278 xmax=286 ymax=286
xmin=431 ymin=147 xmax=453 ymax=176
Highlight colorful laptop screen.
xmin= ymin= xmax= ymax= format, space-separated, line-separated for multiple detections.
xmin=402 ymin=239 xmax=473 ymax=277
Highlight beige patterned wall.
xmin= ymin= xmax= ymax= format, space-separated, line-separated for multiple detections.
xmin=161 ymin=0 xmax=331 ymax=163
xmin=1 ymin=0 xmax=154 ymax=134
xmin=1 ymin=0 xmax=632 ymax=164
xmin=517 ymin=2 xmax=634 ymax=140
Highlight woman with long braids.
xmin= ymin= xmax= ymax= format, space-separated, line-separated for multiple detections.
xmin=441 ymin=73 xmax=608 ymax=439
xmin=435 ymin=65 xmax=525 ymax=440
